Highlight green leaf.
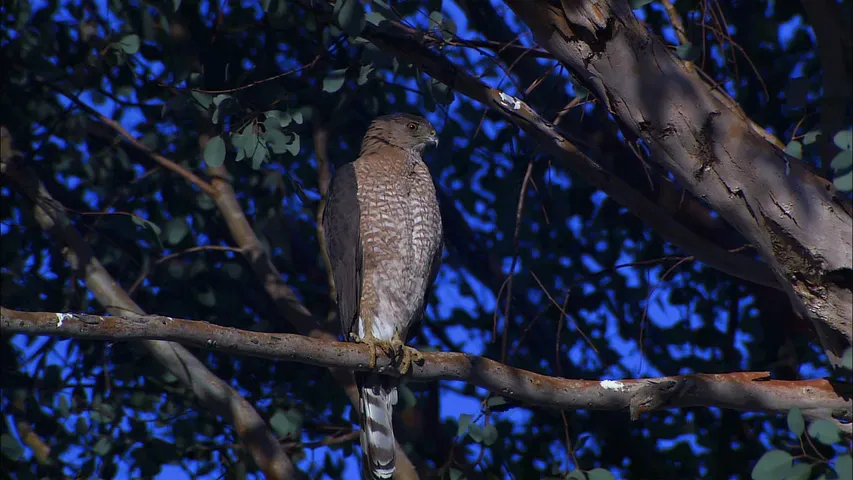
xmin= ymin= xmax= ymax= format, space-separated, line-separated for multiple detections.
xmin=164 ymin=218 xmax=190 ymax=245
xmin=752 ymin=450 xmax=793 ymax=480
xmin=785 ymin=140 xmax=803 ymax=160
xmin=567 ymin=470 xmax=587 ymax=480
xmin=292 ymin=111 xmax=304 ymax=124
xmin=675 ymin=43 xmax=701 ymax=62
xmin=457 ymin=413 xmax=472 ymax=437
xmin=264 ymin=128 xmax=290 ymax=154
xmin=449 ymin=468 xmax=464 ymax=480
xmin=631 ymin=0 xmax=655 ymax=8
xmin=834 ymin=129 xmax=852 ymax=150
xmin=467 ymin=423 xmax=483 ymax=443
xmin=336 ymin=0 xmax=365 ymax=37
xmin=842 ymin=347 xmax=853 ymax=370
xmin=486 ymin=396 xmax=507 ymax=409
xmin=587 ymin=468 xmax=616 ymax=480
xmin=358 ymin=63 xmax=374 ymax=86
xmin=197 ymin=288 xmax=216 ymax=307
xmin=119 ymin=34 xmax=140 ymax=54
xmin=442 ymin=18 xmax=457 ymax=36
xmin=203 ymin=135 xmax=226 ymax=167
xmin=482 ymin=423 xmax=498 ymax=445
xmin=830 ymin=150 xmax=853 ymax=170
xmin=787 ymin=408 xmax=804 ymax=437
xmin=266 ymin=110 xmax=292 ymax=127
xmin=270 ymin=409 xmax=302 ymax=439
xmin=835 ymin=455 xmax=853 ymax=480
xmin=132 ymin=215 xmax=162 ymax=236
xmin=191 ymin=91 xmax=214 ymax=109
xmin=261 ymin=0 xmax=273 ymax=12
xmin=323 ymin=68 xmax=347 ymax=93
xmin=252 ymin=144 xmax=269 ymax=169
xmin=786 ymin=463 xmax=811 ymax=480
xmin=172 ymin=0 xmax=181 ymax=10
xmin=365 ymin=11 xmax=386 ymax=26
xmin=429 ymin=11 xmax=443 ymax=29
xmin=803 ymin=129 xmax=821 ymax=145
xmin=285 ymin=133 xmax=300 ymax=156
xmin=0 ymin=434 xmax=24 ymax=461
xmin=807 ymin=419 xmax=842 ymax=445
xmin=93 ymin=436 xmax=112 ymax=456
xmin=834 ymin=170 xmax=852 ymax=192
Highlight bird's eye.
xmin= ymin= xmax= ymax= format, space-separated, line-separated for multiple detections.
xmin=407 ymin=122 xmax=418 ymax=131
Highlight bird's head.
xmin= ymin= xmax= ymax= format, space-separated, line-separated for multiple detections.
xmin=362 ymin=113 xmax=438 ymax=154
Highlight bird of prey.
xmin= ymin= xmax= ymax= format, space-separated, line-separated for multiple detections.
xmin=323 ymin=113 xmax=443 ymax=478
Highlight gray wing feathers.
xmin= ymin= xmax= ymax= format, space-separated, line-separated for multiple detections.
xmin=323 ymin=162 xmax=362 ymax=340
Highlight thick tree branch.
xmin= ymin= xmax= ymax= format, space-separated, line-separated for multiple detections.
xmin=503 ymin=0 xmax=852 ymax=365
xmin=3 ymin=308 xmax=850 ymax=429
xmin=0 ymin=159 xmax=296 ymax=479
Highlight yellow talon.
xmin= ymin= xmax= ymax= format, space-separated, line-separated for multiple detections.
xmin=391 ymin=332 xmax=423 ymax=376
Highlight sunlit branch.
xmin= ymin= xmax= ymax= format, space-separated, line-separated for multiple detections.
xmin=4 ymin=307 xmax=850 ymax=430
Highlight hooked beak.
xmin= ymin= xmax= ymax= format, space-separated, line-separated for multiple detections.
xmin=427 ymin=131 xmax=439 ymax=147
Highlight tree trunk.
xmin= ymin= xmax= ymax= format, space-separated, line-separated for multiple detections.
xmin=505 ymin=0 xmax=852 ymax=365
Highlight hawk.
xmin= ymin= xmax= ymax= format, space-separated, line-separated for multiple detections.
xmin=323 ymin=113 xmax=443 ymax=478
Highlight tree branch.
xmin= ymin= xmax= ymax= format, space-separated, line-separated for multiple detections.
xmin=503 ymin=0 xmax=852 ymax=365
xmin=295 ymin=0 xmax=780 ymax=292
xmin=1 ymin=158 xmax=295 ymax=479
xmin=4 ymin=307 xmax=850 ymax=427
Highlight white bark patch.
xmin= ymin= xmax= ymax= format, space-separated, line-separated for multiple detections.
xmin=55 ymin=313 xmax=72 ymax=327
xmin=600 ymin=380 xmax=627 ymax=392
xmin=498 ymin=92 xmax=521 ymax=110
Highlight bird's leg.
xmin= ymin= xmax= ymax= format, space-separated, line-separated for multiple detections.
xmin=390 ymin=331 xmax=424 ymax=376
xmin=351 ymin=332 xmax=393 ymax=371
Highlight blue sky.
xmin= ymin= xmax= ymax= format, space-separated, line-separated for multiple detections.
xmin=2 ymin=0 xmax=828 ymax=479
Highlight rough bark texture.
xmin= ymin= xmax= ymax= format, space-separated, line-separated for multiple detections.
xmin=505 ymin=0 xmax=852 ymax=365
xmin=4 ymin=308 xmax=850 ymax=431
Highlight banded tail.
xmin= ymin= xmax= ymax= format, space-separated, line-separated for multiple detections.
xmin=358 ymin=373 xmax=398 ymax=479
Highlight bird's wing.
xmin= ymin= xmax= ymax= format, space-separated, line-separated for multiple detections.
xmin=323 ymin=162 xmax=363 ymax=341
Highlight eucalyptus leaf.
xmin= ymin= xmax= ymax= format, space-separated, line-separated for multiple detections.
xmin=203 ymin=135 xmax=226 ymax=167
xmin=323 ymin=68 xmax=347 ymax=93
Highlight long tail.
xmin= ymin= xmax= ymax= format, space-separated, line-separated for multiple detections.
xmin=358 ymin=373 xmax=398 ymax=479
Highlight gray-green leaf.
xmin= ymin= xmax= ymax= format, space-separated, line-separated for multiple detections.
xmin=834 ymin=170 xmax=852 ymax=192
xmin=751 ymin=450 xmax=792 ymax=480
xmin=119 ymin=34 xmax=140 ymax=54
xmin=203 ymin=135 xmax=226 ymax=167
xmin=675 ymin=43 xmax=701 ymax=62
xmin=785 ymin=140 xmax=803 ymax=160
xmin=830 ymin=150 xmax=852 ymax=170
xmin=165 ymin=217 xmax=190 ymax=245
xmin=587 ymin=468 xmax=615 ymax=480
xmin=807 ymin=419 xmax=842 ymax=445
xmin=457 ymin=413 xmax=472 ymax=437
xmin=835 ymin=455 xmax=852 ymax=480
xmin=787 ymin=463 xmax=811 ymax=480
xmin=786 ymin=408 xmax=804 ymax=437
xmin=323 ymin=68 xmax=347 ymax=93
xmin=336 ymin=0 xmax=365 ymax=37
xmin=834 ymin=129 xmax=852 ymax=150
